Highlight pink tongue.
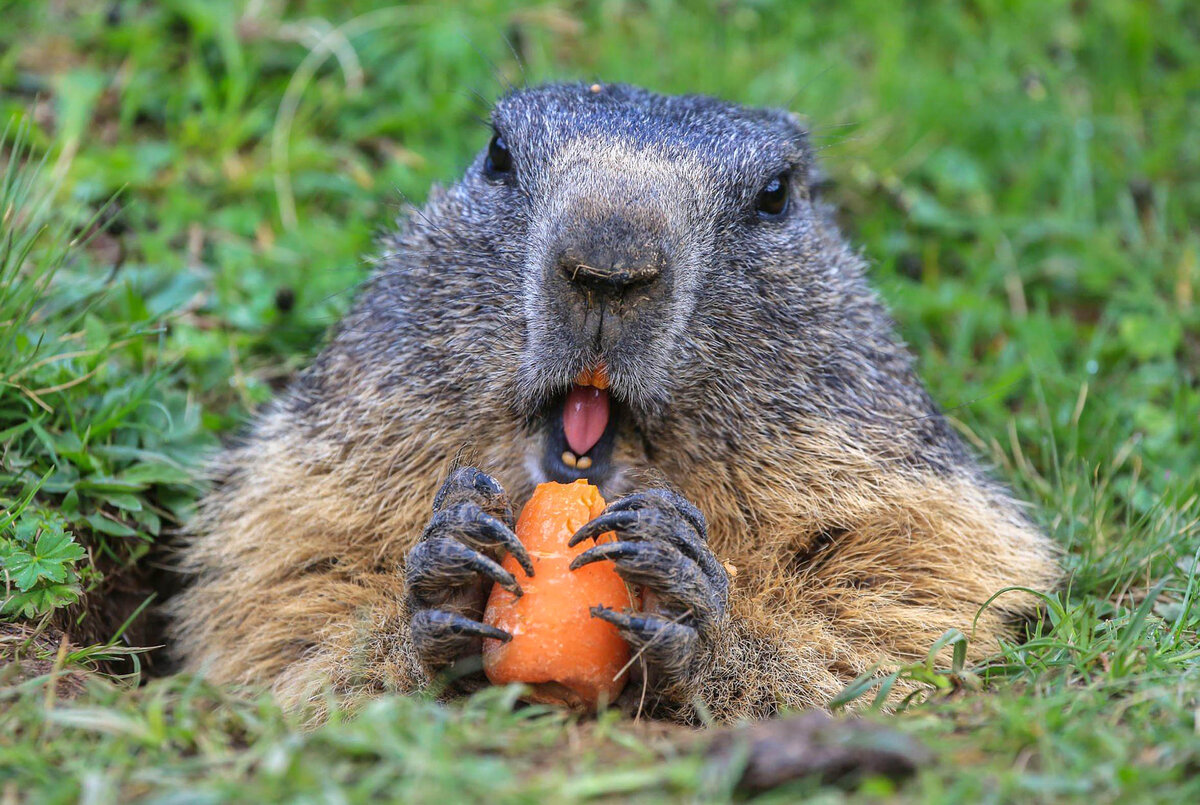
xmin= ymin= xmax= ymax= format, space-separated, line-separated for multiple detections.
xmin=563 ymin=385 xmax=610 ymax=456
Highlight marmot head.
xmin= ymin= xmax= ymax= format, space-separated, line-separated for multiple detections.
xmin=437 ymin=83 xmax=830 ymax=490
xmin=365 ymin=83 xmax=870 ymax=493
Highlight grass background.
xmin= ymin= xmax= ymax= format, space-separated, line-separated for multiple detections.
xmin=1 ymin=0 xmax=1198 ymax=801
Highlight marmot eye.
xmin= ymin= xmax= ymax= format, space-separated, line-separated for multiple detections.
xmin=485 ymin=133 xmax=512 ymax=176
xmin=755 ymin=172 xmax=790 ymax=218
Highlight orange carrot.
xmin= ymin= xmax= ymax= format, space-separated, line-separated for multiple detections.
xmin=482 ymin=480 xmax=633 ymax=710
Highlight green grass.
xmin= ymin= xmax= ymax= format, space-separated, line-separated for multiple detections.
xmin=1 ymin=0 xmax=1198 ymax=801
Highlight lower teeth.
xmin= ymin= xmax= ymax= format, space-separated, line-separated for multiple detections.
xmin=560 ymin=451 xmax=593 ymax=471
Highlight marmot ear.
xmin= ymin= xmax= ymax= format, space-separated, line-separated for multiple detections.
xmin=782 ymin=111 xmax=822 ymax=195
xmin=806 ymin=163 xmax=832 ymax=199
xmin=784 ymin=110 xmax=810 ymax=135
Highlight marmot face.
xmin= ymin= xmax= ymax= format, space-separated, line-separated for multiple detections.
xmin=459 ymin=83 xmax=821 ymax=493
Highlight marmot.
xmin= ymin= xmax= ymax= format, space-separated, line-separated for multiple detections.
xmin=169 ymin=83 xmax=1060 ymax=722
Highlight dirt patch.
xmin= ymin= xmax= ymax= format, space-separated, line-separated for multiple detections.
xmin=0 ymin=622 xmax=92 ymax=698
xmin=542 ymin=709 xmax=927 ymax=794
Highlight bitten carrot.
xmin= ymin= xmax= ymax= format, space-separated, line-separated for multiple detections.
xmin=482 ymin=479 xmax=633 ymax=710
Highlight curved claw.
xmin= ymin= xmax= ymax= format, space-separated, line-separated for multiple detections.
xmin=568 ymin=510 xmax=640 ymax=547
xmin=568 ymin=539 xmax=644 ymax=571
xmin=407 ymin=538 xmax=522 ymax=599
xmin=425 ymin=503 xmax=534 ymax=577
xmin=411 ymin=608 xmax=511 ymax=643
xmin=589 ymin=604 xmax=656 ymax=633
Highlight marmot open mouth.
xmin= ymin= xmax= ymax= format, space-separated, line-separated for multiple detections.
xmin=541 ymin=363 xmax=618 ymax=483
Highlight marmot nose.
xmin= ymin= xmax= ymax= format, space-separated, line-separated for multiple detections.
xmin=544 ymin=209 xmax=673 ymax=351
xmin=554 ymin=217 xmax=667 ymax=297
xmin=557 ymin=248 xmax=664 ymax=294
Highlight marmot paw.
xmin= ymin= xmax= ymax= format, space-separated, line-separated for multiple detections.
xmin=406 ymin=467 xmax=531 ymax=674
xmin=567 ymin=488 xmax=730 ymax=696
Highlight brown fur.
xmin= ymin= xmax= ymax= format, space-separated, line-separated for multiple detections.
xmin=168 ymin=84 xmax=1060 ymax=722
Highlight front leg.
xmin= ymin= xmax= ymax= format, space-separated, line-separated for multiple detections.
xmin=405 ymin=466 xmax=533 ymax=691
xmin=564 ymin=478 xmax=1059 ymax=724
xmin=568 ymin=488 xmax=730 ymax=712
